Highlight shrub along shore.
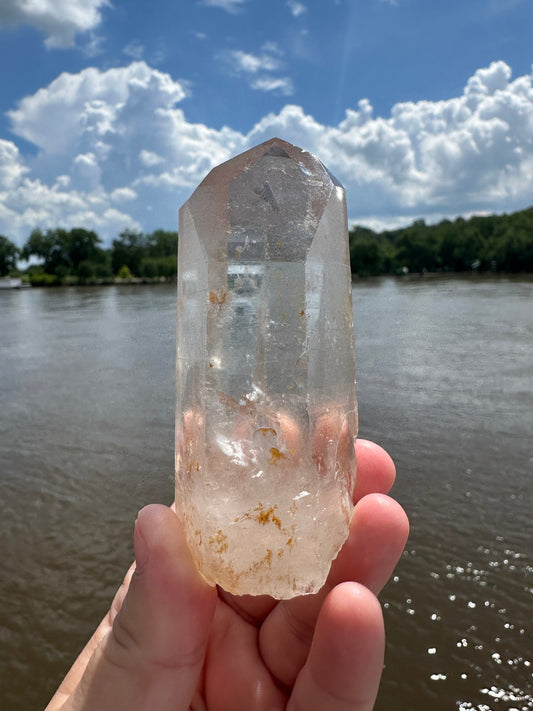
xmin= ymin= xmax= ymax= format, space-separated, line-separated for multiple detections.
xmin=1 ymin=206 xmax=533 ymax=285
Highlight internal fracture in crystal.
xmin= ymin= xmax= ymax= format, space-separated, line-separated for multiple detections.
xmin=175 ymin=138 xmax=357 ymax=598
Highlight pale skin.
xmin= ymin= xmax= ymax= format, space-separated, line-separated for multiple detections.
xmin=46 ymin=439 xmax=409 ymax=711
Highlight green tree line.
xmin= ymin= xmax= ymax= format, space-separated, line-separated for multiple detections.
xmin=0 ymin=227 xmax=178 ymax=284
xmin=349 ymin=206 xmax=533 ymax=276
xmin=1 ymin=206 xmax=533 ymax=282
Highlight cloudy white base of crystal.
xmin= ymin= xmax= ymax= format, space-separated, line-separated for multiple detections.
xmin=176 ymin=138 xmax=357 ymax=598
xmin=176 ymin=404 xmax=355 ymax=598
xmin=179 ymin=475 xmax=352 ymax=598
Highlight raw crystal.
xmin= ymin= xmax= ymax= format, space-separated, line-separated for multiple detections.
xmin=175 ymin=138 xmax=357 ymax=599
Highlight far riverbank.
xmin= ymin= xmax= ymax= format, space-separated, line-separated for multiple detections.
xmin=6 ymin=270 xmax=532 ymax=290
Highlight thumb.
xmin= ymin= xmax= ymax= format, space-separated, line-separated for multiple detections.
xmin=66 ymin=504 xmax=217 ymax=711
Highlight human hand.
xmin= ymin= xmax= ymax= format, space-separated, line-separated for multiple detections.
xmin=46 ymin=439 xmax=409 ymax=711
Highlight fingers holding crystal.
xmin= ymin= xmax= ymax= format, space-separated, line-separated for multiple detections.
xmin=327 ymin=493 xmax=409 ymax=595
xmin=353 ymin=438 xmax=397 ymax=500
xmin=288 ymin=582 xmax=385 ymax=711
xmin=258 ymin=487 xmax=408 ymax=688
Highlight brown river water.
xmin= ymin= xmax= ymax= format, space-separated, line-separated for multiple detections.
xmin=0 ymin=276 xmax=531 ymax=710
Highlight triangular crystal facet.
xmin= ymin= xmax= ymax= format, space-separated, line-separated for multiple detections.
xmin=263 ymin=145 xmax=290 ymax=158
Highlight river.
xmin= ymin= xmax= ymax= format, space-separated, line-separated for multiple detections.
xmin=0 ymin=276 xmax=531 ymax=710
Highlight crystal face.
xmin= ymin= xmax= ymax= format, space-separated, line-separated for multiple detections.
xmin=175 ymin=138 xmax=357 ymax=599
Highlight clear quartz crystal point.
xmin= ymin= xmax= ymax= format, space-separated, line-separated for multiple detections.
xmin=176 ymin=138 xmax=358 ymax=599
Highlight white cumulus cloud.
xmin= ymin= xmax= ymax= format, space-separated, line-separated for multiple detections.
xmin=123 ymin=40 xmax=145 ymax=60
xmin=2 ymin=60 xmax=533 ymax=247
xmin=0 ymin=0 xmax=108 ymax=48
xmin=0 ymin=139 xmax=27 ymax=190
xmin=8 ymin=62 xmax=187 ymax=155
xmin=2 ymin=62 xmax=242 ymax=245
xmin=250 ymin=76 xmax=294 ymax=96
xmin=200 ymin=0 xmax=248 ymax=13
xmin=111 ymin=187 xmax=137 ymax=203
xmin=139 ymin=150 xmax=165 ymax=167
xmin=223 ymin=45 xmax=294 ymax=95
xmin=245 ymin=60 xmax=533 ymax=220
xmin=287 ymin=1 xmax=307 ymax=17
xmin=229 ymin=49 xmax=282 ymax=74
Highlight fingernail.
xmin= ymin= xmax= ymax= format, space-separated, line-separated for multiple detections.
xmin=134 ymin=518 xmax=149 ymax=574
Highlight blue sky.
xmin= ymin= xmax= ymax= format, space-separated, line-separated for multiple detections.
xmin=1 ymin=0 xmax=533 ymax=247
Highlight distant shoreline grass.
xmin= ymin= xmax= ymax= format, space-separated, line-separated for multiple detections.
xmin=8 ymin=270 xmax=531 ymax=290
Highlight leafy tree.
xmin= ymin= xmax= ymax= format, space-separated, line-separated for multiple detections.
xmin=111 ymin=229 xmax=177 ymax=277
xmin=91 ymin=253 xmax=114 ymax=280
xmin=111 ymin=230 xmax=146 ymax=275
xmin=21 ymin=227 xmax=107 ymax=280
xmin=436 ymin=222 xmax=484 ymax=272
xmin=0 ymin=235 xmax=19 ymax=276
xmin=141 ymin=259 xmax=157 ymax=279
xmin=146 ymin=229 xmax=178 ymax=259
xmin=116 ymin=264 xmax=133 ymax=280
xmin=393 ymin=221 xmax=439 ymax=273
xmin=349 ymin=229 xmax=385 ymax=276
xmin=21 ymin=228 xmax=71 ymax=274
xmin=140 ymin=255 xmax=177 ymax=278
xmin=77 ymin=261 xmax=95 ymax=284
xmin=490 ymin=228 xmax=533 ymax=272
xmin=67 ymin=228 xmax=102 ymax=272
xmin=24 ymin=266 xmax=59 ymax=286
